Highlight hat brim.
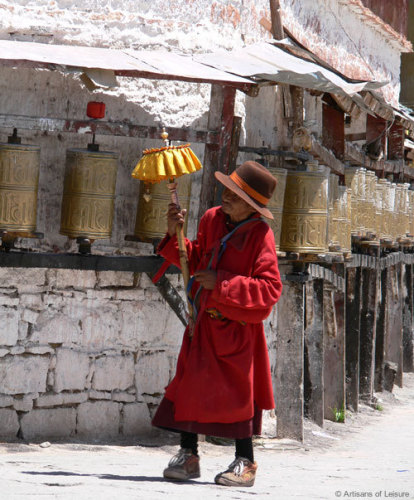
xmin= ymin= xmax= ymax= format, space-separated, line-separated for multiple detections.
xmin=215 ymin=171 xmax=274 ymax=220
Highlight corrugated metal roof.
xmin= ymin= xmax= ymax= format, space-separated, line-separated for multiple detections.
xmin=0 ymin=39 xmax=254 ymax=87
xmin=1 ymin=38 xmax=410 ymax=128
xmin=194 ymin=41 xmax=387 ymax=97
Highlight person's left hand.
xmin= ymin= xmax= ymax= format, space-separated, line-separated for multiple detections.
xmin=194 ymin=270 xmax=217 ymax=290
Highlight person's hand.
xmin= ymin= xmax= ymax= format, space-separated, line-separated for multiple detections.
xmin=167 ymin=203 xmax=187 ymax=237
xmin=194 ymin=270 xmax=217 ymax=290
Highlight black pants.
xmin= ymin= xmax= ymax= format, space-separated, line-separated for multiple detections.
xmin=180 ymin=431 xmax=254 ymax=462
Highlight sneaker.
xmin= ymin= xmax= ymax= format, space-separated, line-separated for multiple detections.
xmin=163 ymin=448 xmax=200 ymax=481
xmin=214 ymin=456 xmax=257 ymax=487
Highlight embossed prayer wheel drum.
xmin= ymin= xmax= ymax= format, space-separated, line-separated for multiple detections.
xmin=133 ymin=175 xmax=192 ymax=243
xmin=60 ymin=148 xmax=118 ymax=239
xmin=266 ymin=166 xmax=287 ymax=250
xmin=344 ymin=166 xmax=364 ymax=236
xmin=280 ymin=162 xmax=329 ymax=253
xmin=0 ymin=142 xmax=40 ymax=233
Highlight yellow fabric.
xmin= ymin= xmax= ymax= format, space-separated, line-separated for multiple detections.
xmin=131 ymin=144 xmax=202 ymax=183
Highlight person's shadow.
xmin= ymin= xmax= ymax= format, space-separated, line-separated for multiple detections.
xmin=23 ymin=470 xmax=212 ymax=486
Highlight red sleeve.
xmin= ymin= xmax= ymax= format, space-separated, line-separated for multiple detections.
xmin=156 ymin=212 xmax=210 ymax=275
xmin=210 ymin=229 xmax=282 ymax=323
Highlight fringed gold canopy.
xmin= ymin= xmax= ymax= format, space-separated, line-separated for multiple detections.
xmin=131 ymin=143 xmax=202 ymax=183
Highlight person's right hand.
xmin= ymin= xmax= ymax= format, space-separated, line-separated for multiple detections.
xmin=167 ymin=203 xmax=187 ymax=237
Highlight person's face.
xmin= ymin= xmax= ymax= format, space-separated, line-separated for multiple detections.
xmin=221 ymin=187 xmax=257 ymax=222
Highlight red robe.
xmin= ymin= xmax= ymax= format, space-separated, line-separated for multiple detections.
xmin=153 ymin=206 xmax=282 ymax=432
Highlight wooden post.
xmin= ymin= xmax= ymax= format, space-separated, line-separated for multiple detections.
xmin=359 ymin=265 xmax=378 ymax=400
xmin=385 ymin=263 xmax=404 ymax=388
xmin=198 ymin=85 xmax=235 ymax=220
xmin=375 ymin=266 xmax=388 ymax=392
xmin=346 ymin=265 xmax=361 ymax=411
xmin=402 ymin=262 xmax=414 ymax=372
xmin=275 ymin=279 xmax=304 ymax=441
xmin=304 ymin=279 xmax=324 ymax=427
xmin=323 ymin=275 xmax=346 ymax=422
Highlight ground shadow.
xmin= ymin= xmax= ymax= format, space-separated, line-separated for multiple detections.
xmin=23 ymin=470 xmax=212 ymax=486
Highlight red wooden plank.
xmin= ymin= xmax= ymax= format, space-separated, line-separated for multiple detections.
xmin=322 ymin=103 xmax=345 ymax=160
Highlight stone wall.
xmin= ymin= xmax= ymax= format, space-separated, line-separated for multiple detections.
xmin=0 ymin=268 xmax=185 ymax=440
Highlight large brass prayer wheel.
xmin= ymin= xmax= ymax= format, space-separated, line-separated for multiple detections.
xmin=266 ymin=167 xmax=287 ymax=250
xmin=133 ymin=175 xmax=192 ymax=243
xmin=280 ymin=163 xmax=329 ymax=253
xmin=0 ymin=142 xmax=40 ymax=233
xmin=60 ymin=148 xmax=118 ymax=239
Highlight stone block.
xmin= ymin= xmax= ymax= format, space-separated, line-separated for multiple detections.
xmin=0 ymin=296 xmax=19 ymax=306
xmin=54 ymin=348 xmax=90 ymax=392
xmin=0 ymin=349 xmax=9 ymax=358
xmin=115 ymin=289 xmax=145 ymax=301
xmin=86 ymin=289 xmax=115 ymax=300
xmin=112 ymin=392 xmax=136 ymax=403
xmin=20 ymin=408 xmax=76 ymax=440
xmin=10 ymin=346 xmax=25 ymax=355
xmin=0 ymin=409 xmax=19 ymax=438
xmin=13 ymin=394 xmax=35 ymax=412
xmin=93 ymin=354 xmax=135 ymax=392
xmin=77 ymin=401 xmax=120 ymax=439
xmin=118 ymin=302 xmax=145 ymax=348
xmin=31 ymin=311 xmax=80 ymax=344
xmin=55 ymin=269 xmax=97 ymax=290
xmin=35 ymin=394 xmax=63 ymax=407
xmin=0 ymin=394 xmax=13 ymax=407
xmin=61 ymin=392 xmax=88 ymax=405
xmin=43 ymin=293 xmax=63 ymax=307
xmin=97 ymin=271 xmax=134 ymax=288
xmin=21 ymin=309 xmax=39 ymax=325
xmin=81 ymin=310 xmax=120 ymax=349
xmin=122 ymin=402 xmax=152 ymax=436
xmin=0 ymin=268 xmax=46 ymax=287
xmin=89 ymin=390 xmax=112 ymax=400
xmin=20 ymin=294 xmax=44 ymax=311
xmin=0 ymin=307 xmax=19 ymax=346
xmin=0 ymin=356 xmax=49 ymax=395
xmin=25 ymin=345 xmax=54 ymax=355
xmin=135 ymin=351 xmax=170 ymax=396
xmin=18 ymin=321 xmax=29 ymax=340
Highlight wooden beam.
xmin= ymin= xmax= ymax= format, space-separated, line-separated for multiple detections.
xmin=402 ymin=263 xmax=414 ymax=372
xmin=323 ymin=274 xmax=346 ymax=422
xmin=346 ymin=266 xmax=362 ymax=411
xmin=322 ymin=103 xmax=345 ymax=160
xmin=304 ymin=279 xmax=324 ymax=427
xmin=198 ymin=85 xmax=236 ymax=220
xmin=0 ymin=113 xmax=219 ymax=145
xmin=269 ymin=0 xmax=284 ymax=39
xmin=359 ymin=266 xmax=378 ymax=400
xmin=276 ymin=278 xmax=304 ymax=441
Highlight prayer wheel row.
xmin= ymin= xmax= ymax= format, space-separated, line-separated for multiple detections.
xmin=0 ymin=140 xmax=194 ymax=246
xmin=1 ymin=140 xmax=413 ymax=253
xmin=344 ymin=167 xmax=414 ymax=243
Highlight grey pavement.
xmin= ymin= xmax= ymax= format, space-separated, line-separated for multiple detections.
xmin=1 ymin=374 xmax=413 ymax=500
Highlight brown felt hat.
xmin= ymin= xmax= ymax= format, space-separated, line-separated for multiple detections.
xmin=215 ymin=161 xmax=277 ymax=219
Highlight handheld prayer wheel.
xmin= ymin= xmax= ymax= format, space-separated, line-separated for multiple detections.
xmin=60 ymin=148 xmax=118 ymax=239
xmin=266 ymin=166 xmax=287 ymax=250
xmin=0 ymin=136 xmax=40 ymax=234
xmin=280 ymin=162 xmax=329 ymax=253
xmin=133 ymin=174 xmax=192 ymax=243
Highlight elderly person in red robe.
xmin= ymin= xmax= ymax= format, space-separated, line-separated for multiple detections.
xmin=152 ymin=160 xmax=282 ymax=487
